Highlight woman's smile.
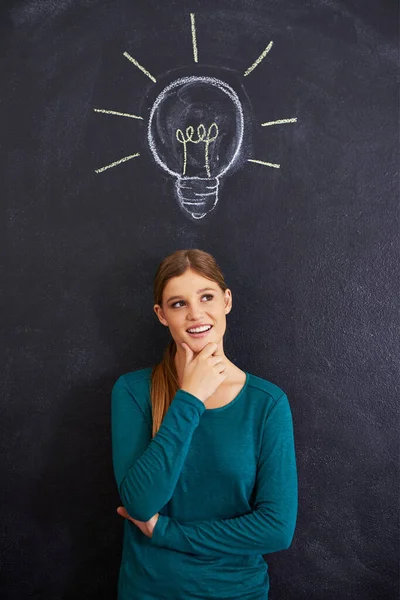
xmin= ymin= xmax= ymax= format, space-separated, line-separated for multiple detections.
xmin=186 ymin=324 xmax=214 ymax=338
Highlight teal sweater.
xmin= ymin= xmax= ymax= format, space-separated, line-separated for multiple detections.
xmin=111 ymin=367 xmax=298 ymax=600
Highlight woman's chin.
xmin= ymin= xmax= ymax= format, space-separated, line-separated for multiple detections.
xmin=187 ymin=339 xmax=209 ymax=351
xmin=183 ymin=337 xmax=213 ymax=352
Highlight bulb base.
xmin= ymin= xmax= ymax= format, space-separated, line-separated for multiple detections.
xmin=175 ymin=177 xmax=219 ymax=220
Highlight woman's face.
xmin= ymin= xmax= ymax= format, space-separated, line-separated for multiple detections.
xmin=153 ymin=268 xmax=232 ymax=353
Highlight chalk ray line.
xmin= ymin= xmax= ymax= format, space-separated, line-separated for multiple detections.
xmin=244 ymin=41 xmax=274 ymax=77
xmin=261 ymin=118 xmax=297 ymax=127
xmin=123 ymin=51 xmax=156 ymax=83
xmin=190 ymin=13 xmax=198 ymax=63
xmin=95 ymin=153 xmax=140 ymax=174
xmin=93 ymin=108 xmax=143 ymax=120
xmin=248 ymin=159 xmax=280 ymax=169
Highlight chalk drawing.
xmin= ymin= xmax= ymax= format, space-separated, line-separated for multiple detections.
xmin=93 ymin=108 xmax=143 ymax=120
xmin=244 ymin=41 xmax=273 ymax=76
xmin=261 ymin=118 xmax=297 ymax=127
xmin=176 ymin=127 xmax=191 ymax=177
xmin=95 ymin=153 xmax=140 ymax=174
xmin=92 ymin=13 xmax=299 ymax=219
xmin=176 ymin=123 xmax=219 ymax=177
xmin=123 ymin=51 xmax=156 ymax=83
xmin=190 ymin=13 xmax=198 ymax=63
xmin=248 ymin=159 xmax=280 ymax=169
xmin=148 ymin=76 xmax=244 ymax=220
xmin=203 ymin=123 xmax=218 ymax=177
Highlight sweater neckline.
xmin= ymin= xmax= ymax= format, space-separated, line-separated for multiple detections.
xmin=204 ymin=371 xmax=250 ymax=413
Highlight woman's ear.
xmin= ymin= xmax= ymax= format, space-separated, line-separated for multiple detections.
xmin=153 ymin=304 xmax=168 ymax=326
xmin=224 ymin=289 xmax=232 ymax=314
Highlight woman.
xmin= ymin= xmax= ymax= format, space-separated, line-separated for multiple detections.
xmin=111 ymin=248 xmax=298 ymax=600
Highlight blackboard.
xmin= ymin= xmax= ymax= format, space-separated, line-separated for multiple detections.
xmin=1 ymin=1 xmax=398 ymax=599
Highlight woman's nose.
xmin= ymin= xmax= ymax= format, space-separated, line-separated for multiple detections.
xmin=187 ymin=305 xmax=204 ymax=319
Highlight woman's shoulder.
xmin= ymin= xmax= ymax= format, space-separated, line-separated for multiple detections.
xmin=112 ymin=366 xmax=153 ymax=396
xmin=245 ymin=371 xmax=292 ymax=418
xmin=246 ymin=370 xmax=288 ymax=403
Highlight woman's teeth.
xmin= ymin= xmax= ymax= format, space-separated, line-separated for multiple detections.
xmin=187 ymin=325 xmax=213 ymax=337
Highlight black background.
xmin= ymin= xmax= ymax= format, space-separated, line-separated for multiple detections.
xmin=1 ymin=1 xmax=398 ymax=599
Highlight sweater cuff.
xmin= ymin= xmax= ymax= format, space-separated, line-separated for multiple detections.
xmin=173 ymin=389 xmax=206 ymax=415
xmin=150 ymin=514 xmax=170 ymax=546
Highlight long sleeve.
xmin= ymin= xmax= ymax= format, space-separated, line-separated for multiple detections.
xmin=111 ymin=375 xmax=206 ymax=521
xmin=149 ymin=393 xmax=298 ymax=556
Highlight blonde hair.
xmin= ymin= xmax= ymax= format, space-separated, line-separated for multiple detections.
xmin=150 ymin=249 xmax=228 ymax=438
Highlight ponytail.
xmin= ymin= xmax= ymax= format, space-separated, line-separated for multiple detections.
xmin=150 ymin=339 xmax=179 ymax=438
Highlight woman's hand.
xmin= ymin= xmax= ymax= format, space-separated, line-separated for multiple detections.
xmin=180 ymin=340 xmax=227 ymax=403
xmin=116 ymin=506 xmax=159 ymax=538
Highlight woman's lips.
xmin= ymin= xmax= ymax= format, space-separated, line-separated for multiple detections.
xmin=186 ymin=325 xmax=213 ymax=338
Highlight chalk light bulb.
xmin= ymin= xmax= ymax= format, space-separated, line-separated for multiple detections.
xmin=147 ymin=76 xmax=244 ymax=220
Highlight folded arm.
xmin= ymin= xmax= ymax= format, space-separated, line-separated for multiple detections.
xmin=149 ymin=394 xmax=298 ymax=556
xmin=111 ymin=375 xmax=205 ymax=522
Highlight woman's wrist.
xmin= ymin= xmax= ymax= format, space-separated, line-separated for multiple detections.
xmin=149 ymin=513 xmax=159 ymax=537
xmin=179 ymin=386 xmax=205 ymax=403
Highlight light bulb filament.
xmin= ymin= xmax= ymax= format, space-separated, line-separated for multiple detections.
xmin=176 ymin=122 xmax=219 ymax=177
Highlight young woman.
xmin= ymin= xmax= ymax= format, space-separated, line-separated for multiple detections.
xmin=111 ymin=248 xmax=298 ymax=600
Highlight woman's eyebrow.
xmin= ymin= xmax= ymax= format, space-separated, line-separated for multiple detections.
xmin=166 ymin=287 xmax=216 ymax=303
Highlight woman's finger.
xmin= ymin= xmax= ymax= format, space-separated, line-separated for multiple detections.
xmin=117 ymin=506 xmax=133 ymax=521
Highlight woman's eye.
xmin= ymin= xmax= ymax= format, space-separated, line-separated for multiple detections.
xmin=171 ymin=294 xmax=214 ymax=308
xmin=171 ymin=301 xmax=184 ymax=308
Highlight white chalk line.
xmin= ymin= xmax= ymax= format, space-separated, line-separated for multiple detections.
xmin=261 ymin=117 xmax=297 ymax=127
xmin=248 ymin=159 xmax=280 ymax=169
xmin=190 ymin=13 xmax=198 ymax=63
xmin=123 ymin=51 xmax=156 ymax=83
xmin=93 ymin=108 xmax=143 ymax=120
xmin=244 ymin=41 xmax=273 ymax=77
xmin=179 ymin=182 xmax=217 ymax=189
xmin=95 ymin=153 xmax=140 ymax=173
xmin=148 ymin=76 xmax=244 ymax=180
xmin=176 ymin=123 xmax=219 ymax=176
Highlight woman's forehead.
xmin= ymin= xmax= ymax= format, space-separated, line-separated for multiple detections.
xmin=163 ymin=271 xmax=217 ymax=296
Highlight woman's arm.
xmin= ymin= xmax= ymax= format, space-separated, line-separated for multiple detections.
xmin=111 ymin=375 xmax=205 ymax=522
xmin=149 ymin=393 xmax=298 ymax=556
